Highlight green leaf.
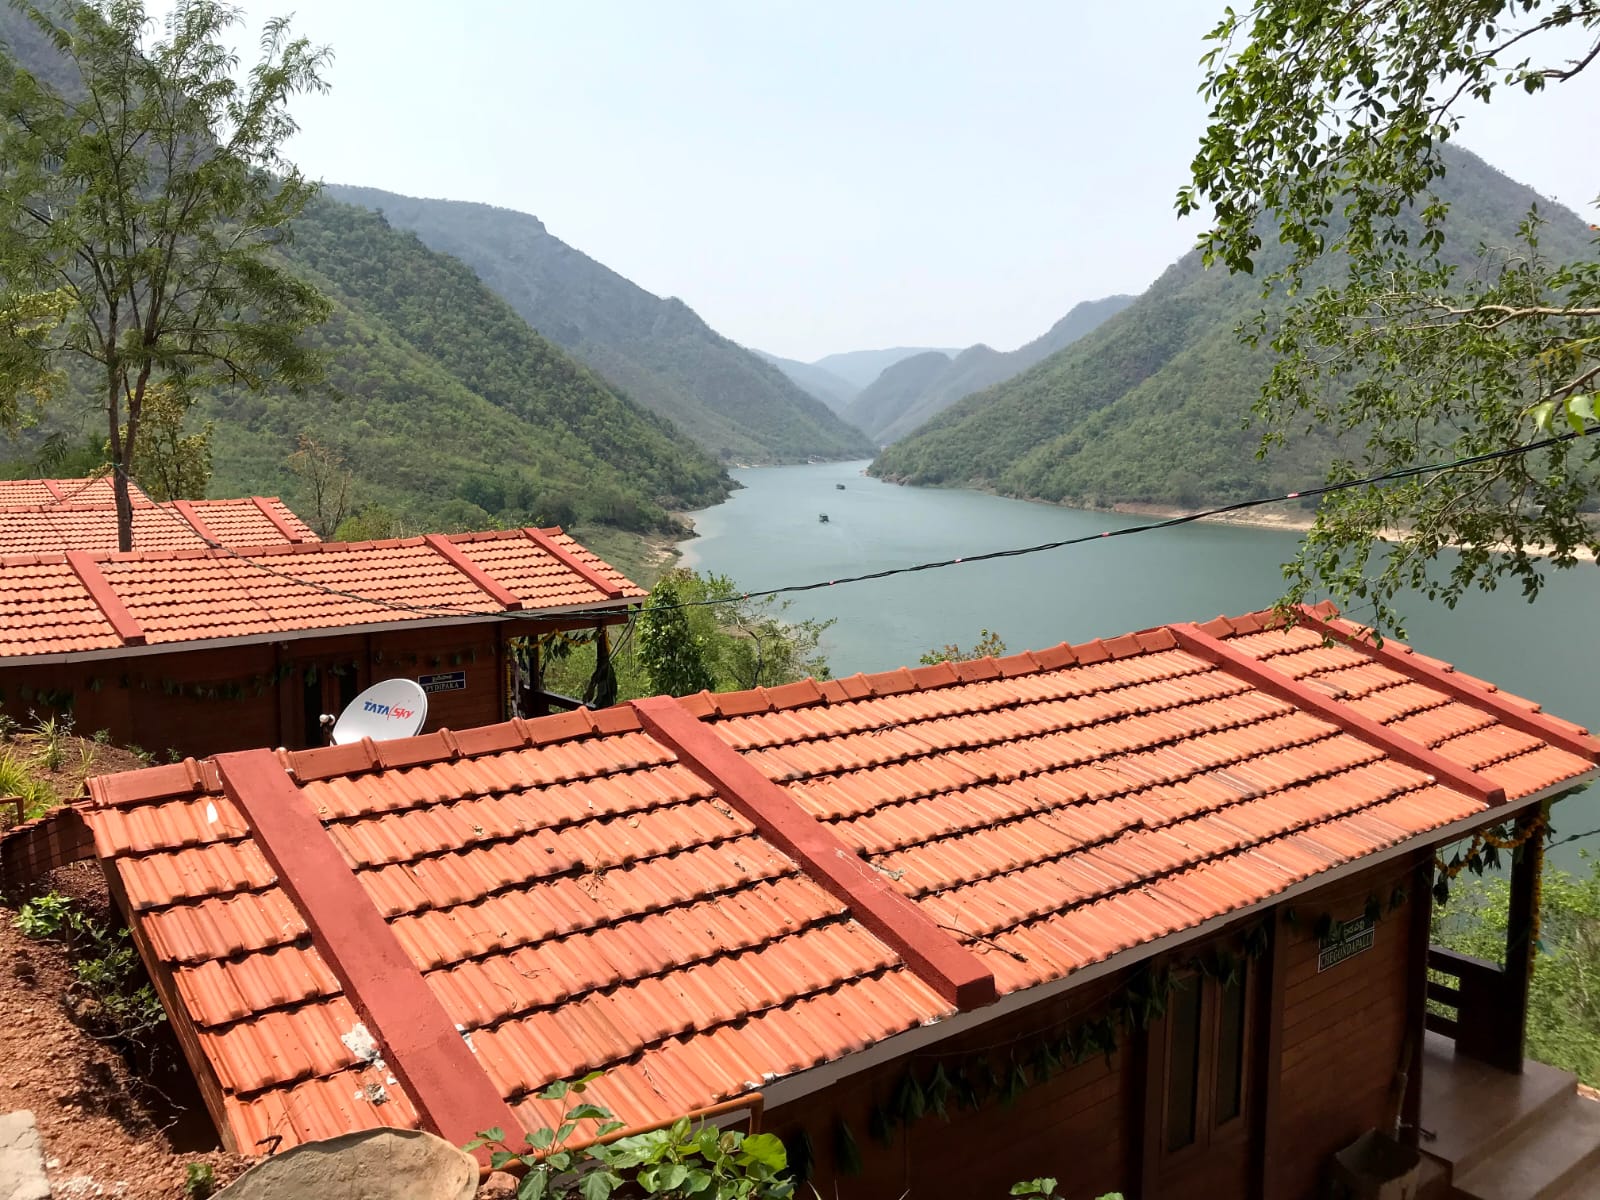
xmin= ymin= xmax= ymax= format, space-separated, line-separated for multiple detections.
xmin=489 ymin=1150 xmax=517 ymax=1171
xmin=565 ymin=1103 xmax=612 ymax=1122
xmin=482 ymin=1127 xmax=507 ymax=1146
xmin=579 ymin=1172 xmax=614 ymax=1200
xmin=538 ymin=1081 xmax=570 ymax=1101
xmin=526 ymin=1127 xmax=555 ymax=1151
xmin=1012 ymin=1182 xmax=1058 ymax=1197
xmin=519 ymin=1168 xmax=549 ymax=1200
xmin=737 ymin=1132 xmax=787 ymax=1171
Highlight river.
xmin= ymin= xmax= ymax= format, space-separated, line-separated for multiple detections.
xmin=681 ymin=459 xmax=1599 ymax=865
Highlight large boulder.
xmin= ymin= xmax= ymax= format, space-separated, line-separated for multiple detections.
xmin=221 ymin=1128 xmax=477 ymax=1200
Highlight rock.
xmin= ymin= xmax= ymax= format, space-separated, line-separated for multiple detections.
xmin=480 ymin=1169 xmax=518 ymax=1197
xmin=220 ymin=1128 xmax=477 ymax=1200
xmin=0 ymin=1111 xmax=51 ymax=1200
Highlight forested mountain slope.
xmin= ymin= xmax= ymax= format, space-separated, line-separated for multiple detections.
xmin=842 ymin=351 xmax=953 ymax=442
xmin=872 ymin=148 xmax=1592 ymax=507
xmin=207 ymin=197 xmax=733 ymax=534
xmin=323 ymin=185 xmax=873 ymax=464
xmin=849 ymin=295 xmax=1135 ymax=444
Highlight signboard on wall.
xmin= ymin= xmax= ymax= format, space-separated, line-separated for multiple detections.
xmin=1317 ymin=913 xmax=1376 ymax=972
xmin=418 ymin=671 xmax=466 ymax=694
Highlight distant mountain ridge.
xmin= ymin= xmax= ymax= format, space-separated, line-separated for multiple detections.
xmin=811 ymin=347 xmax=962 ymax=390
xmin=872 ymin=147 xmax=1592 ymax=508
xmin=753 ymin=351 xmax=858 ymax=414
xmin=845 ymin=295 xmax=1135 ymax=443
xmin=323 ymin=185 xmax=872 ymax=465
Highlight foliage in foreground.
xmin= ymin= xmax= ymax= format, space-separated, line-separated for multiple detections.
xmin=468 ymin=1076 xmax=793 ymax=1200
xmin=545 ymin=569 xmax=833 ymax=704
xmin=1180 ymin=0 xmax=1600 ymax=632
xmin=1432 ymin=851 xmax=1600 ymax=1085
xmin=13 ymin=890 xmax=166 ymax=1039
xmin=472 ymin=1075 xmax=1125 ymax=1199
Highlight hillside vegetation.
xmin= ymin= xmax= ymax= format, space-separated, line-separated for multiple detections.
xmin=323 ymin=185 xmax=873 ymax=465
xmin=220 ymin=197 xmax=733 ymax=534
xmin=872 ymin=148 xmax=1593 ymax=508
xmin=846 ymin=295 xmax=1134 ymax=444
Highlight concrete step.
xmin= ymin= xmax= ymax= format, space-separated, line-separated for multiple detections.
xmin=1422 ymin=1036 xmax=1578 ymax=1177
xmin=1452 ymin=1093 xmax=1600 ymax=1200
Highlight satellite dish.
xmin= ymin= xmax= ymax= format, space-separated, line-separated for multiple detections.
xmin=330 ymin=678 xmax=429 ymax=745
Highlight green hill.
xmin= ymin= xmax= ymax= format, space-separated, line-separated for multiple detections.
xmin=872 ymin=149 xmax=1593 ymax=508
xmin=847 ymin=296 xmax=1134 ymax=444
xmin=205 ymin=197 xmax=733 ymax=534
xmin=843 ymin=351 xmax=953 ymax=442
xmin=322 ymin=186 xmax=873 ymax=465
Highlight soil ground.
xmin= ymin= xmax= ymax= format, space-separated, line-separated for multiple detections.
xmin=1 ymin=862 xmax=247 ymax=1199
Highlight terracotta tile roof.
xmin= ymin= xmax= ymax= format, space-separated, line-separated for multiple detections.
xmin=0 ymin=527 xmax=644 ymax=660
xmin=0 ymin=476 xmax=147 ymax=506
xmin=80 ymin=603 xmax=1598 ymax=1153
xmin=0 ymin=496 xmax=317 ymax=555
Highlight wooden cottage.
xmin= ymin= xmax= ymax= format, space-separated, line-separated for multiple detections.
xmin=0 ymin=523 xmax=642 ymax=756
xmin=72 ymin=604 xmax=1600 ymax=1197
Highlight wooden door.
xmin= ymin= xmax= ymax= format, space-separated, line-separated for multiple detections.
xmin=1144 ymin=962 xmax=1257 ymax=1197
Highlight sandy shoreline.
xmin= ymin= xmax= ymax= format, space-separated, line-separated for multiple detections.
xmin=1100 ymin=500 xmax=1318 ymax=534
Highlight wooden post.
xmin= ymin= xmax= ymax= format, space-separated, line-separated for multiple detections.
xmin=1400 ymin=852 xmax=1434 ymax=1144
xmin=1500 ymin=805 xmax=1544 ymax=1075
xmin=1253 ymin=909 xmax=1289 ymax=1200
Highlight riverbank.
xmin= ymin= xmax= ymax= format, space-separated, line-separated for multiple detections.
xmin=1104 ymin=499 xmax=1318 ymax=533
xmin=1100 ymin=499 xmax=1598 ymax=563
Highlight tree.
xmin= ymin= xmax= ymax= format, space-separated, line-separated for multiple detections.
xmin=921 ymin=628 xmax=1007 ymax=666
xmin=124 ymin=380 xmax=211 ymax=499
xmin=1180 ymin=1 xmax=1600 ymax=631
xmin=285 ymin=433 xmax=351 ymax=538
xmin=0 ymin=0 xmax=332 ymax=550
xmin=637 ymin=571 xmax=716 ymax=697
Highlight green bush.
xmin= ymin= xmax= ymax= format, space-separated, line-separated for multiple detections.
xmin=1431 ymin=852 xmax=1600 ymax=1084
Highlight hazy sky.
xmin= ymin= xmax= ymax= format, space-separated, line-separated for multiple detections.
xmin=189 ymin=1 xmax=1599 ymax=361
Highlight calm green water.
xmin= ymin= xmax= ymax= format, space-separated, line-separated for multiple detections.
xmin=682 ymin=460 xmax=1599 ymax=864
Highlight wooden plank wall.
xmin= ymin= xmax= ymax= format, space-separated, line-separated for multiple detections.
xmin=765 ymin=970 xmax=1137 ymax=1199
xmin=0 ymin=624 xmax=510 ymax=758
xmin=1272 ymin=860 xmax=1415 ymax=1199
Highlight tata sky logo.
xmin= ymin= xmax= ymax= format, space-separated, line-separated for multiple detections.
xmin=363 ymin=700 xmax=416 ymax=721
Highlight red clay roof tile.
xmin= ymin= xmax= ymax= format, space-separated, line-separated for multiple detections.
xmin=0 ymin=526 xmax=643 ymax=660
xmin=78 ymin=604 xmax=1595 ymax=1153
xmin=0 ymin=492 xmax=316 ymax=554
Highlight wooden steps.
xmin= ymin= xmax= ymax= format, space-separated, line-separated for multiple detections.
xmin=1419 ymin=1033 xmax=1600 ymax=1200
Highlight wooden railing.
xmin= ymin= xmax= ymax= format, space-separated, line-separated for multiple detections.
xmin=1427 ymin=946 xmax=1523 ymax=1072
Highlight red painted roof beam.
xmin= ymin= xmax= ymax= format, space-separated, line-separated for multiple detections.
xmin=632 ymin=694 xmax=998 ymax=1011
xmin=425 ymin=533 xmax=524 ymax=610
xmin=1295 ymin=604 xmax=1600 ymax=763
xmin=525 ymin=528 xmax=625 ymax=599
xmin=65 ymin=550 xmax=146 ymax=645
xmin=1170 ymin=622 xmax=1508 ymax=807
xmin=250 ymin=496 xmax=309 ymax=544
xmin=214 ymin=749 xmax=521 ymax=1154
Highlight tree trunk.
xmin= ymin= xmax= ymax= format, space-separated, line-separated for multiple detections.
xmin=107 ymin=363 xmax=132 ymax=552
